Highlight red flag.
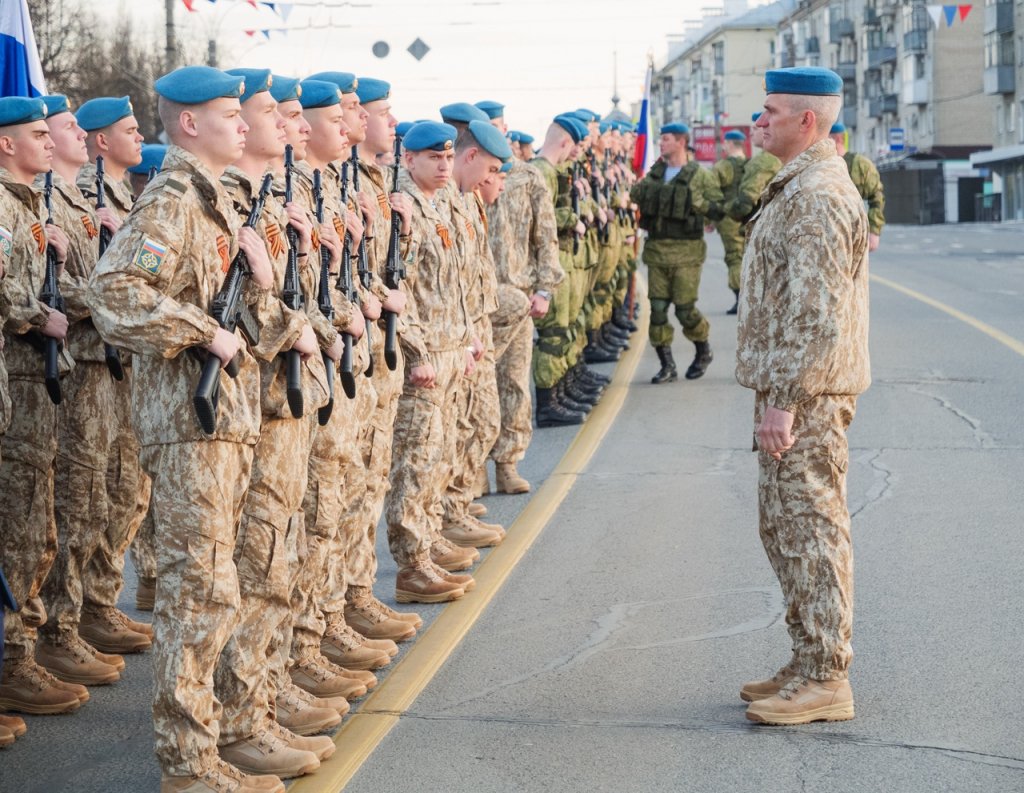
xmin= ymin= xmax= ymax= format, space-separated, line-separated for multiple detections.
xmin=182 ymin=0 xmax=196 ymax=10
xmin=958 ymin=4 xmax=972 ymax=21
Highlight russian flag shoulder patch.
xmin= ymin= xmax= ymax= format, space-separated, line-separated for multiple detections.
xmin=134 ymin=237 xmax=168 ymax=274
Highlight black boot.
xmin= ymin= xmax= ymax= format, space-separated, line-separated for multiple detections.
xmin=536 ymin=387 xmax=585 ymax=427
xmin=603 ymin=323 xmax=630 ymax=348
xmin=579 ymin=363 xmax=611 ymax=387
xmin=613 ymin=306 xmax=638 ymax=333
xmin=651 ymin=346 xmax=678 ymax=384
xmin=564 ymin=371 xmax=600 ymax=406
xmin=557 ymin=379 xmax=592 ymax=413
xmin=584 ymin=330 xmax=619 ymax=363
xmin=685 ymin=341 xmax=713 ymax=380
xmin=726 ymin=289 xmax=739 ymax=316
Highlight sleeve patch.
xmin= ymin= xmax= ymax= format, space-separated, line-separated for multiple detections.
xmin=0 ymin=227 xmax=12 ymax=258
xmin=134 ymin=237 xmax=168 ymax=274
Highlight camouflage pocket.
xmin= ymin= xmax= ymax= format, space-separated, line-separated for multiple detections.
xmin=182 ymin=531 xmax=238 ymax=607
xmin=234 ymin=507 xmax=289 ymax=604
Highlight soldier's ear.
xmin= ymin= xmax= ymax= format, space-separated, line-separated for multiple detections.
xmin=0 ymin=134 xmax=15 ymax=156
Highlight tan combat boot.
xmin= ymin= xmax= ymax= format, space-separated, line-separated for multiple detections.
xmin=116 ymin=607 xmax=154 ymax=638
xmin=80 ymin=606 xmax=151 ymax=654
xmin=347 ymin=585 xmax=423 ymax=630
xmin=161 ymin=757 xmax=285 ymax=792
xmin=344 ymin=587 xmax=417 ymax=642
xmin=0 ymin=722 xmax=14 ymax=747
xmin=395 ymin=558 xmax=466 ymax=604
xmin=430 ymin=561 xmax=476 ymax=593
xmin=268 ymin=720 xmax=335 ymax=761
xmin=220 ymin=724 xmax=320 ymax=779
xmin=740 ymin=660 xmax=799 ymax=702
xmin=430 ymin=538 xmax=479 ymax=571
xmin=0 ymin=657 xmax=83 ymax=714
xmin=274 ymin=685 xmax=342 ymax=736
xmin=36 ymin=634 xmax=121 ymax=686
xmin=745 ymin=676 xmax=855 ymax=725
xmin=468 ymin=502 xmax=487 ymax=517
xmin=136 ymin=576 xmax=156 ymax=611
xmin=321 ymin=623 xmax=391 ymax=671
xmin=84 ymin=640 xmax=125 ymax=672
xmin=475 ymin=466 xmax=490 ymax=498
xmin=441 ymin=516 xmax=504 ymax=548
xmin=290 ymin=654 xmax=368 ymax=700
xmin=0 ymin=713 xmax=27 ymax=738
xmin=277 ymin=680 xmax=348 ymax=721
xmin=495 ymin=462 xmax=530 ymax=494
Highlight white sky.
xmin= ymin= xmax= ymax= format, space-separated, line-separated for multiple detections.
xmin=104 ymin=0 xmax=772 ymax=138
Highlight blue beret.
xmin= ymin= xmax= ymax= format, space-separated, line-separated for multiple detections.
xmin=41 ymin=95 xmax=71 ymax=116
xmin=830 ymin=122 xmax=846 ymax=135
xmin=128 ymin=144 xmax=167 ymax=175
xmin=76 ymin=96 xmax=134 ymax=131
xmin=467 ymin=119 xmax=512 ymax=161
xmin=440 ymin=102 xmax=488 ymax=124
xmin=225 ymin=68 xmax=273 ymax=103
xmin=355 ymin=77 xmax=390 ymax=104
xmin=307 ymin=71 xmax=359 ymax=95
xmin=575 ymin=108 xmax=600 ymax=123
xmin=0 ymin=97 xmax=47 ymax=127
xmin=299 ymin=79 xmax=342 ymax=109
xmin=764 ymin=66 xmax=842 ymax=96
xmin=499 ymin=160 xmax=514 ymax=173
xmin=269 ymin=75 xmax=302 ymax=103
xmin=474 ymin=100 xmax=504 ymax=120
xmin=724 ymin=130 xmax=746 ymax=142
xmin=661 ymin=122 xmax=690 ymax=136
xmin=403 ymin=121 xmax=457 ymax=152
xmin=517 ymin=131 xmax=534 ymax=145
xmin=395 ymin=120 xmax=415 ymax=139
xmin=155 ymin=66 xmax=244 ymax=104
xmin=752 ymin=111 xmax=762 ymax=122
xmin=553 ymin=114 xmax=585 ymax=144
xmin=599 ymin=120 xmax=614 ymax=134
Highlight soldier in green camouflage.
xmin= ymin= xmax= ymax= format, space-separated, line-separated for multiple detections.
xmin=726 ymin=112 xmax=781 ymax=227
xmin=630 ymin=122 xmax=724 ymax=383
xmin=830 ymin=122 xmax=884 ymax=252
xmin=711 ymin=129 xmax=747 ymax=314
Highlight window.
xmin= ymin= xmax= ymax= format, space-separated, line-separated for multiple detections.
xmin=996 ymin=103 xmax=1004 ymax=134
xmin=712 ymin=41 xmax=725 ymax=76
xmin=985 ymin=31 xmax=1014 ymax=67
xmin=1009 ymin=100 xmax=1017 ymax=133
xmin=1019 ymin=101 xmax=1024 ymax=143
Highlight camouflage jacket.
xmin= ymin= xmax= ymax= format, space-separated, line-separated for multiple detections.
xmin=88 ymin=145 xmax=263 ymax=445
xmin=530 ymin=157 xmax=578 ymax=237
xmin=736 ymin=139 xmax=871 ymax=411
xmin=844 ymin=152 xmax=885 ymax=234
xmin=449 ymin=187 xmax=498 ymax=338
xmin=727 ymin=150 xmax=781 ymax=223
xmin=397 ymin=168 xmax=471 ymax=367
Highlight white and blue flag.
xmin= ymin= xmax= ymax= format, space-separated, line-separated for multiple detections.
xmin=0 ymin=0 xmax=47 ymax=98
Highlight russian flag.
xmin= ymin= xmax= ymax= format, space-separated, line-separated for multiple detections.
xmin=632 ymin=62 xmax=652 ymax=177
xmin=0 ymin=0 xmax=47 ymax=98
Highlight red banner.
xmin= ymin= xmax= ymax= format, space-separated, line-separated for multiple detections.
xmin=691 ymin=125 xmax=753 ymax=164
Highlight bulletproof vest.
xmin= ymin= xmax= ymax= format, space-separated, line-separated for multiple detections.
xmin=723 ymin=156 xmax=746 ymax=203
xmin=637 ymin=160 xmax=703 ymax=240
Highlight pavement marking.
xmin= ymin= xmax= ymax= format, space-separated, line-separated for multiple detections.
xmin=289 ymin=297 xmax=648 ymax=793
xmin=871 ymin=273 xmax=1024 ymax=359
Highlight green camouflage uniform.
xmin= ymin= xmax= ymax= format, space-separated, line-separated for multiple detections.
xmin=843 ymin=152 xmax=885 ymax=235
xmin=727 ymin=150 xmax=781 ymax=224
xmin=711 ymin=154 xmax=747 ymax=292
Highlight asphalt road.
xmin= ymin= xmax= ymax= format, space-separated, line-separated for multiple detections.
xmin=2 ymin=222 xmax=1022 ymax=792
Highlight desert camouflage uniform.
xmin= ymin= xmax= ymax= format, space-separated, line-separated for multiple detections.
xmin=213 ymin=166 xmax=331 ymax=744
xmin=385 ymin=169 xmax=471 ymax=566
xmin=0 ymin=168 xmax=73 ymax=665
xmin=736 ymin=138 xmax=870 ymax=682
xmin=88 ymin=145 xmax=264 ymax=777
xmin=485 ymin=160 xmax=563 ymax=463
xmin=35 ymin=173 xmax=116 ymax=643
xmin=77 ymin=163 xmax=154 ymax=611
xmin=843 ymin=152 xmax=885 ymax=235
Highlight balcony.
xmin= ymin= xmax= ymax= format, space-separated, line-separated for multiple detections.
xmin=868 ymin=93 xmax=898 ymax=117
xmin=835 ymin=61 xmax=857 ymax=81
xmin=829 ymin=18 xmax=855 ymax=44
xmin=864 ymin=6 xmax=879 ymax=26
xmin=842 ymin=106 xmax=857 ymax=128
xmin=867 ymin=45 xmax=897 ymax=69
xmin=805 ymin=36 xmax=820 ymax=55
xmin=984 ymin=0 xmax=1014 ymax=35
xmin=903 ymin=29 xmax=928 ymax=52
xmin=984 ymin=64 xmax=1016 ymax=94
xmin=903 ymin=78 xmax=929 ymax=105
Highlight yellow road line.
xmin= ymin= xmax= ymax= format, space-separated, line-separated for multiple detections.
xmin=290 ymin=297 xmax=649 ymax=792
xmin=872 ymin=273 xmax=1024 ymax=358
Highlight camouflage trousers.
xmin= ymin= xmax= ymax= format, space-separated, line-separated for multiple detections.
xmin=443 ymin=329 xmax=499 ymax=523
xmin=717 ymin=218 xmax=744 ymax=292
xmin=386 ymin=348 xmax=463 ymax=566
xmin=0 ymin=378 xmax=58 ymax=661
xmin=142 ymin=440 xmax=253 ymax=778
xmin=586 ymin=225 xmax=623 ymax=331
xmin=215 ymin=415 xmax=311 ymax=745
xmin=755 ymin=392 xmax=856 ymax=682
xmin=490 ymin=310 xmax=534 ymax=465
xmin=83 ymin=368 xmax=154 ymax=609
xmin=644 ymin=238 xmax=709 ymax=347
xmin=533 ymin=246 xmax=576 ymax=389
xmin=40 ymin=362 xmax=116 ymax=641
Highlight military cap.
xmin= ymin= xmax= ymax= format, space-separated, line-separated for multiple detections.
xmin=76 ymin=96 xmax=134 ymax=131
xmin=553 ymin=114 xmax=585 ymax=144
xmin=474 ymin=100 xmax=504 ymax=120
xmin=830 ymin=122 xmax=846 ymax=135
xmin=355 ymin=77 xmax=390 ymax=104
xmin=574 ymin=108 xmax=601 ymax=123
xmin=403 ymin=120 xmax=457 ymax=152
xmin=752 ymin=111 xmax=762 ymax=122
xmin=269 ymin=75 xmax=302 ymax=103
xmin=41 ymin=94 xmax=71 ymax=117
xmin=128 ymin=143 xmax=168 ymax=175
xmin=395 ymin=120 xmax=416 ymax=139
xmin=467 ymin=119 xmax=512 ymax=161
xmin=599 ymin=120 xmax=615 ymax=134
xmin=499 ymin=159 xmax=514 ymax=173
xmin=440 ymin=102 xmax=488 ymax=124
xmin=299 ymin=79 xmax=343 ymax=109
xmin=308 ymin=71 xmax=359 ymax=95
xmin=660 ymin=122 xmax=690 ymax=136
xmin=509 ymin=130 xmax=534 ymax=145
xmin=225 ymin=68 xmax=273 ymax=103
xmin=0 ymin=97 xmax=47 ymax=127
xmin=724 ymin=129 xmax=746 ymax=142
xmin=764 ymin=66 xmax=842 ymax=96
xmin=154 ymin=66 xmax=245 ymax=104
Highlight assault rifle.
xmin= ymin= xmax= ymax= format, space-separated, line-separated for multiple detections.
xmin=350 ymin=146 xmax=374 ymax=377
xmin=94 ymin=156 xmax=125 ymax=381
xmin=337 ymin=161 xmax=358 ymax=399
xmin=282 ymin=145 xmax=305 ymax=419
xmin=571 ymin=161 xmax=581 ymax=255
xmin=383 ymin=135 xmax=404 ymax=371
xmin=312 ymin=169 xmax=335 ymax=424
xmin=37 ymin=173 xmax=65 ymax=404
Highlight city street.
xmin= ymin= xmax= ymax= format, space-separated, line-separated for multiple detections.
xmin=1 ymin=223 xmax=1022 ymax=792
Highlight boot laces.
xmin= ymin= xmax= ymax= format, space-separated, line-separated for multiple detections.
xmin=777 ymin=676 xmax=809 ymax=701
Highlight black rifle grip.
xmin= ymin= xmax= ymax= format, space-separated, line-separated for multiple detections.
xmin=318 ymin=353 xmax=335 ymax=425
xmin=193 ymin=355 xmax=223 ymax=434
xmin=286 ymin=349 xmax=303 ymax=419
